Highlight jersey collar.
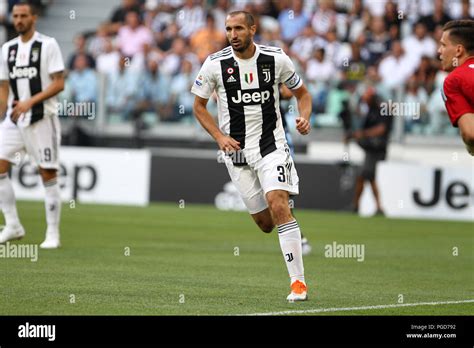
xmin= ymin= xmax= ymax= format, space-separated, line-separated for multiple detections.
xmin=232 ymin=42 xmax=260 ymax=65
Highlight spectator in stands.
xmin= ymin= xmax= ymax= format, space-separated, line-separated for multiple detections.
xmin=96 ymin=37 xmax=120 ymax=75
xmin=460 ymin=0 xmax=474 ymax=19
xmin=175 ymin=0 xmax=205 ymax=39
xmin=311 ymin=0 xmax=337 ymax=36
xmin=412 ymin=56 xmax=437 ymax=95
xmin=378 ymin=40 xmax=416 ymax=90
xmin=135 ymin=57 xmax=172 ymax=122
xmin=67 ymin=53 xmax=97 ymax=104
xmin=306 ymin=47 xmax=336 ymax=83
xmin=364 ymin=16 xmax=391 ymax=66
xmin=290 ymin=25 xmax=323 ymax=65
xmin=155 ymin=21 xmax=179 ymax=53
xmin=383 ymin=0 xmax=401 ymax=40
xmin=108 ymin=0 xmax=141 ymax=33
xmin=190 ymin=13 xmax=226 ymax=63
xmin=278 ymin=0 xmax=310 ymax=43
xmin=117 ymin=10 xmax=153 ymax=59
xmin=67 ymin=33 xmax=95 ymax=71
xmin=106 ymin=54 xmax=141 ymax=121
xmin=211 ymin=0 xmax=230 ymax=31
xmin=169 ymin=59 xmax=196 ymax=122
xmin=88 ymin=23 xmax=110 ymax=58
xmin=342 ymin=42 xmax=367 ymax=84
xmin=404 ymin=75 xmax=429 ymax=132
xmin=348 ymin=86 xmax=392 ymax=216
xmin=402 ymin=21 xmax=437 ymax=69
xmin=420 ymin=0 xmax=451 ymax=33
xmin=160 ymin=36 xmax=199 ymax=76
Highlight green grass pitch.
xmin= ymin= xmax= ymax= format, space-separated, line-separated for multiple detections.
xmin=1 ymin=201 xmax=473 ymax=315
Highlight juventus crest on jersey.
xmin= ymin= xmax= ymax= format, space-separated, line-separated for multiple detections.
xmin=0 ymin=31 xmax=65 ymax=128
xmin=191 ymin=44 xmax=302 ymax=166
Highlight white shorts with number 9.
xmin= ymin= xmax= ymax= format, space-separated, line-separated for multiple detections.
xmin=0 ymin=116 xmax=61 ymax=170
xmin=223 ymin=145 xmax=299 ymax=214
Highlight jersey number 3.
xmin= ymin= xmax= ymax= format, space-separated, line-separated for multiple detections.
xmin=277 ymin=165 xmax=286 ymax=183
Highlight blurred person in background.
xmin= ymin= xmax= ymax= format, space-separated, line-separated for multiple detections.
xmin=175 ymin=0 xmax=205 ymax=39
xmin=106 ymin=53 xmax=140 ymax=121
xmin=67 ymin=33 xmax=95 ymax=71
xmin=108 ymin=0 xmax=141 ymax=34
xmin=311 ymin=0 xmax=337 ymax=37
xmin=190 ymin=13 xmax=226 ymax=63
xmin=439 ymin=19 xmax=474 ymax=155
xmin=402 ymin=21 xmax=437 ymax=71
xmin=277 ymin=0 xmax=310 ymax=44
xmin=378 ymin=40 xmax=416 ymax=91
xmin=136 ymin=57 xmax=172 ymax=122
xmin=420 ymin=0 xmax=451 ymax=33
xmin=364 ymin=16 xmax=391 ymax=66
xmin=67 ymin=53 xmax=97 ymax=104
xmin=96 ymin=37 xmax=120 ymax=75
xmin=116 ymin=10 xmax=153 ymax=59
xmin=169 ymin=59 xmax=196 ymax=122
xmin=346 ymin=86 xmax=392 ymax=216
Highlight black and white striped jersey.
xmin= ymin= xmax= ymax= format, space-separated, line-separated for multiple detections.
xmin=191 ymin=43 xmax=303 ymax=166
xmin=0 ymin=31 xmax=64 ymax=128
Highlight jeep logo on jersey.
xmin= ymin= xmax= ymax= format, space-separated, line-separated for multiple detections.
xmin=231 ymin=90 xmax=270 ymax=105
xmin=9 ymin=66 xmax=38 ymax=79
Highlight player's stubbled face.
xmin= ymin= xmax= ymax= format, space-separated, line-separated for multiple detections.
xmin=225 ymin=15 xmax=253 ymax=52
xmin=12 ymin=5 xmax=35 ymax=35
xmin=438 ymin=31 xmax=457 ymax=72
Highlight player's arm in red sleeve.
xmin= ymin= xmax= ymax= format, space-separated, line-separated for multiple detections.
xmin=457 ymin=113 xmax=474 ymax=155
xmin=443 ymin=76 xmax=474 ymax=155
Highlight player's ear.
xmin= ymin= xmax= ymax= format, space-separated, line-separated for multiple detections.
xmin=455 ymin=44 xmax=464 ymax=58
xmin=250 ymin=24 xmax=257 ymax=36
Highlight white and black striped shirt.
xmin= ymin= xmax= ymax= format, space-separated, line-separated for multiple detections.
xmin=191 ymin=43 xmax=303 ymax=166
xmin=0 ymin=31 xmax=64 ymax=128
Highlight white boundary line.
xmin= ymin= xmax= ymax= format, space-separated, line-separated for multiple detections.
xmin=237 ymin=299 xmax=474 ymax=316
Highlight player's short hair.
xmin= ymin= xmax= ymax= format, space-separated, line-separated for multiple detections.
xmin=14 ymin=0 xmax=39 ymax=15
xmin=227 ymin=11 xmax=255 ymax=28
xmin=442 ymin=19 xmax=474 ymax=54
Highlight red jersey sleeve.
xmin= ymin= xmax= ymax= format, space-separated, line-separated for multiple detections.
xmin=443 ymin=74 xmax=474 ymax=127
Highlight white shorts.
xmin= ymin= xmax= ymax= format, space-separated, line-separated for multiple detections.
xmin=0 ymin=116 xmax=61 ymax=170
xmin=223 ymin=146 xmax=299 ymax=214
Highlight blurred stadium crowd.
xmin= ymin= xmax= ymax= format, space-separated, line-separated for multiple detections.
xmin=2 ymin=0 xmax=474 ymax=135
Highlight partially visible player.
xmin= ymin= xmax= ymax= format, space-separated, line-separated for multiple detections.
xmin=438 ymin=19 xmax=474 ymax=155
xmin=192 ymin=11 xmax=312 ymax=301
xmin=0 ymin=1 xmax=65 ymax=248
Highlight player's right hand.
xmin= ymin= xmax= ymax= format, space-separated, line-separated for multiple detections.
xmin=217 ymin=135 xmax=240 ymax=153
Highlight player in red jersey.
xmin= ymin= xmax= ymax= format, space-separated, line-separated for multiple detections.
xmin=438 ymin=19 xmax=474 ymax=155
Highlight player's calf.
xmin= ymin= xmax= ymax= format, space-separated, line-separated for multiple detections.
xmin=251 ymin=208 xmax=274 ymax=233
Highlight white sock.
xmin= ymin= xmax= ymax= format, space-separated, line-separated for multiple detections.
xmin=277 ymin=220 xmax=305 ymax=284
xmin=0 ymin=172 xmax=21 ymax=226
xmin=44 ymin=177 xmax=61 ymax=233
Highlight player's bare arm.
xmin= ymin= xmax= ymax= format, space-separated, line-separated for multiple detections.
xmin=193 ymin=95 xmax=240 ymax=152
xmin=0 ymin=80 xmax=9 ymax=119
xmin=11 ymin=70 xmax=64 ymax=121
xmin=291 ymin=84 xmax=312 ymax=135
xmin=457 ymin=113 xmax=474 ymax=155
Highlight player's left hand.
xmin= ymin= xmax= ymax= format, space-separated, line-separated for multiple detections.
xmin=12 ymin=100 xmax=33 ymax=121
xmin=296 ymin=117 xmax=310 ymax=135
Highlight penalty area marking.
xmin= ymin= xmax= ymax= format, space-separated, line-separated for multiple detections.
xmin=238 ymin=299 xmax=474 ymax=316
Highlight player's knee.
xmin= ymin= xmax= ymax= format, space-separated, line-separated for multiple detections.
xmin=258 ymin=221 xmax=274 ymax=233
xmin=0 ymin=160 xmax=10 ymax=174
xmin=39 ymin=168 xmax=57 ymax=183
xmin=268 ymin=201 xmax=291 ymax=223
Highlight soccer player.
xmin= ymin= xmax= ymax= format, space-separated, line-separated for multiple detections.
xmin=0 ymin=1 xmax=65 ymax=248
xmin=438 ymin=19 xmax=474 ymax=155
xmin=191 ymin=11 xmax=312 ymax=301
